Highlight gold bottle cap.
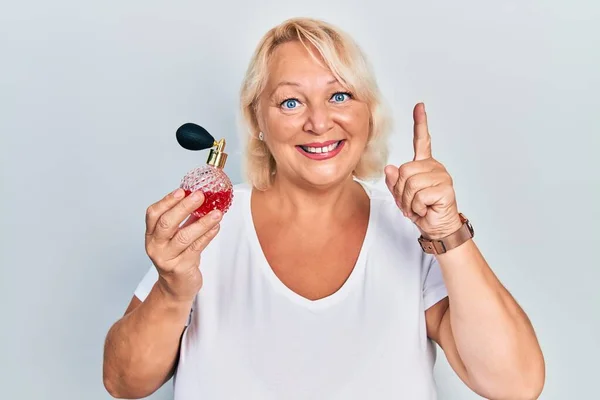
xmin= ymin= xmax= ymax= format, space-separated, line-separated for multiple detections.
xmin=206 ymin=138 xmax=228 ymax=169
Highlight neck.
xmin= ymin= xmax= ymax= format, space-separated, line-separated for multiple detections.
xmin=265 ymin=174 xmax=361 ymax=221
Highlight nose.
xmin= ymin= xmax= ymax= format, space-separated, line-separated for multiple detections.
xmin=303 ymin=103 xmax=334 ymax=135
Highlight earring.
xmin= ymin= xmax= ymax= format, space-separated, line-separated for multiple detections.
xmin=258 ymin=131 xmax=264 ymax=141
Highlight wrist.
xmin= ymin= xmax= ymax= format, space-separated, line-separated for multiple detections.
xmin=142 ymin=280 xmax=193 ymax=329
xmin=422 ymin=217 xmax=464 ymax=240
xmin=418 ymin=213 xmax=474 ymax=255
xmin=155 ymin=278 xmax=196 ymax=309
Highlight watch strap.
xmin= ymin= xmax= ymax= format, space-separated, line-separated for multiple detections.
xmin=418 ymin=213 xmax=474 ymax=254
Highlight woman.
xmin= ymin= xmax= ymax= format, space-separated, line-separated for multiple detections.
xmin=103 ymin=18 xmax=545 ymax=399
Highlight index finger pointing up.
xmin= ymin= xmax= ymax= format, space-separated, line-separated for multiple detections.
xmin=413 ymin=102 xmax=432 ymax=161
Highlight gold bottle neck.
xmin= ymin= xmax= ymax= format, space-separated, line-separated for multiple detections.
xmin=206 ymin=139 xmax=227 ymax=169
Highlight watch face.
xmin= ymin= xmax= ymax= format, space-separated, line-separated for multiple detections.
xmin=467 ymin=221 xmax=474 ymax=236
xmin=459 ymin=213 xmax=474 ymax=236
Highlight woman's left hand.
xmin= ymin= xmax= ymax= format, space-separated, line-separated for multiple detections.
xmin=384 ymin=103 xmax=463 ymax=240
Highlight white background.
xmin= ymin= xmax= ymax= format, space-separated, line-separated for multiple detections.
xmin=1 ymin=0 xmax=598 ymax=398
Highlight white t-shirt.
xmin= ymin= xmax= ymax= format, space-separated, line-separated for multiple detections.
xmin=134 ymin=180 xmax=448 ymax=399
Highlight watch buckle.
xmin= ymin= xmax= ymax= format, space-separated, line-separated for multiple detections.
xmin=418 ymin=237 xmax=447 ymax=254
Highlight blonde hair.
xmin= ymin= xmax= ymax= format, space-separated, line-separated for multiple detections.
xmin=239 ymin=17 xmax=392 ymax=190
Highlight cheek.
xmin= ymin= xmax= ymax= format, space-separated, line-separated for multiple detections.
xmin=335 ymin=105 xmax=370 ymax=141
xmin=265 ymin=108 xmax=304 ymax=143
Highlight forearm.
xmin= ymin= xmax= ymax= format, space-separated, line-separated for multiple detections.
xmin=103 ymin=281 xmax=193 ymax=399
xmin=437 ymin=239 xmax=545 ymax=398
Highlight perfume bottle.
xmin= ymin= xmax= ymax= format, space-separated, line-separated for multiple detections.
xmin=176 ymin=123 xmax=234 ymax=218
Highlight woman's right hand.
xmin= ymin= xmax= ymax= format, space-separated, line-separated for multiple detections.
xmin=144 ymin=188 xmax=222 ymax=302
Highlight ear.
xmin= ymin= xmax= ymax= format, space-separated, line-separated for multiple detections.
xmin=252 ymin=101 xmax=266 ymax=139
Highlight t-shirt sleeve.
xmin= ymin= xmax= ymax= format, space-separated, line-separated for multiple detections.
xmin=422 ymin=255 xmax=448 ymax=310
xmin=133 ymin=264 xmax=159 ymax=302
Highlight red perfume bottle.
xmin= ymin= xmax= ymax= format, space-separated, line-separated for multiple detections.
xmin=176 ymin=123 xmax=233 ymax=218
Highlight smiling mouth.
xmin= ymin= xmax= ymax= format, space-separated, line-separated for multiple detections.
xmin=298 ymin=140 xmax=344 ymax=154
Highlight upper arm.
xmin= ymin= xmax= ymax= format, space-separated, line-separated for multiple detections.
xmin=425 ymin=300 xmax=472 ymax=389
xmin=421 ymin=251 xmax=472 ymax=387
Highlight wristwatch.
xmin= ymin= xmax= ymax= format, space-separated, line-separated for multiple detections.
xmin=418 ymin=213 xmax=474 ymax=254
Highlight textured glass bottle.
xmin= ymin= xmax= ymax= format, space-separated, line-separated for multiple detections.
xmin=176 ymin=123 xmax=234 ymax=218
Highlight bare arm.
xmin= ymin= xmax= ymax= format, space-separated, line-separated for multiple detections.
xmin=103 ymin=283 xmax=192 ymax=399
xmin=102 ymin=188 xmax=222 ymax=398
xmin=426 ymin=240 xmax=545 ymax=400
xmin=385 ymin=103 xmax=545 ymax=399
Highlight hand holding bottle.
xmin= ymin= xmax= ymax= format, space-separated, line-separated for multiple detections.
xmin=144 ymin=189 xmax=222 ymax=302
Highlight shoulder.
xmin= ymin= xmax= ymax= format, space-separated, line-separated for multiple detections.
xmin=358 ymin=179 xmax=421 ymax=248
xmin=359 ymin=179 xmax=438 ymax=292
xmin=218 ymin=182 xmax=252 ymax=226
xmin=233 ymin=181 xmax=253 ymax=194
xmin=231 ymin=181 xmax=252 ymax=199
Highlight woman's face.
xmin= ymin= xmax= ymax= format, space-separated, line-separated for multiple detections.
xmin=256 ymin=41 xmax=371 ymax=188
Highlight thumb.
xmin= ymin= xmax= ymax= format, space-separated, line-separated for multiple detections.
xmin=384 ymin=165 xmax=399 ymax=193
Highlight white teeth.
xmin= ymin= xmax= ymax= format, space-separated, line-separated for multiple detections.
xmin=303 ymin=141 xmax=341 ymax=154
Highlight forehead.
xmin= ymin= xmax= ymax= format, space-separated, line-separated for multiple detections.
xmin=266 ymin=41 xmax=338 ymax=87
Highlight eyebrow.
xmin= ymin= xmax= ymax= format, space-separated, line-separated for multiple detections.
xmin=269 ymin=78 xmax=339 ymax=97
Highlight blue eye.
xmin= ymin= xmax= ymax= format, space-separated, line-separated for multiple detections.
xmin=331 ymin=92 xmax=351 ymax=103
xmin=282 ymin=99 xmax=299 ymax=109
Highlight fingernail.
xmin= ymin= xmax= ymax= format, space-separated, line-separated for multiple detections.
xmin=192 ymin=191 xmax=204 ymax=201
xmin=173 ymin=188 xmax=184 ymax=199
xmin=211 ymin=210 xmax=222 ymax=220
